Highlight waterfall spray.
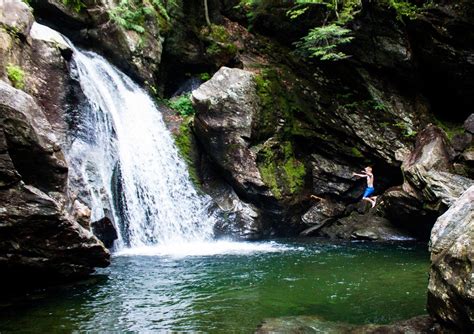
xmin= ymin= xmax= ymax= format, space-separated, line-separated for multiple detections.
xmin=30 ymin=23 xmax=217 ymax=249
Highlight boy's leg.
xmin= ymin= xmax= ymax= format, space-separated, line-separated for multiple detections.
xmin=363 ymin=197 xmax=376 ymax=208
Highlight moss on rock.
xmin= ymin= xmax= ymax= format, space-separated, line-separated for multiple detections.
xmin=257 ymin=140 xmax=306 ymax=200
xmin=173 ymin=116 xmax=200 ymax=186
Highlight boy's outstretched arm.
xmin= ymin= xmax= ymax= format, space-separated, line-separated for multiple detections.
xmin=352 ymin=172 xmax=367 ymax=178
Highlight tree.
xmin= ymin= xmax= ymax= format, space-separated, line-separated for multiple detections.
xmin=204 ymin=0 xmax=211 ymax=25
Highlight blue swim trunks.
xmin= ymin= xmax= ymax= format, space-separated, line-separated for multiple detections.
xmin=363 ymin=187 xmax=375 ymax=198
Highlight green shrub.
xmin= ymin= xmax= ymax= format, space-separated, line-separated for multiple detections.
xmin=6 ymin=64 xmax=25 ymax=90
xmin=61 ymin=0 xmax=85 ymax=13
xmin=108 ymin=0 xmax=174 ymax=34
xmin=169 ymin=94 xmax=195 ymax=116
xmin=199 ymin=72 xmax=211 ymax=81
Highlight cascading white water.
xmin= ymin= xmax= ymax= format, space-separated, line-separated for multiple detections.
xmin=30 ymin=23 xmax=216 ymax=250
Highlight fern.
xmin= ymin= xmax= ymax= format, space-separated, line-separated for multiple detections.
xmin=294 ymin=24 xmax=354 ymax=61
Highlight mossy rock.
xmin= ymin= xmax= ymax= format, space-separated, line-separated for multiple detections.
xmin=257 ymin=139 xmax=306 ymax=200
xmin=173 ymin=116 xmax=200 ymax=186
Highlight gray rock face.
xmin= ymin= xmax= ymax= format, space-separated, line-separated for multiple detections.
xmin=427 ymin=185 xmax=474 ymax=332
xmin=402 ymin=125 xmax=473 ymax=211
xmin=316 ymin=212 xmax=413 ymax=241
xmin=465 ymin=114 xmax=474 ymax=134
xmin=0 ymin=81 xmax=109 ymax=280
xmin=210 ymin=181 xmax=263 ymax=240
xmin=192 ymin=67 xmax=275 ymax=238
xmin=379 ymin=125 xmax=473 ymax=239
xmin=0 ymin=0 xmax=34 ymax=37
xmin=0 ymin=80 xmax=67 ymax=192
xmin=193 ymin=67 xmax=268 ymax=198
xmin=91 ymin=217 xmax=118 ymax=249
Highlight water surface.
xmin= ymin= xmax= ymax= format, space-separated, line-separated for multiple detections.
xmin=0 ymin=239 xmax=429 ymax=333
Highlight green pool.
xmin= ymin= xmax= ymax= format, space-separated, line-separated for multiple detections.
xmin=0 ymin=239 xmax=429 ymax=333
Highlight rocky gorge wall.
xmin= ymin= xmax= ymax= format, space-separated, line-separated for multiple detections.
xmin=1 ymin=0 xmax=473 ymax=330
xmin=0 ymin=0 xmax=109 ymax=283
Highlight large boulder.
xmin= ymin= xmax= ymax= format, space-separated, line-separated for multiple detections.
xmin=380 ymin=186 xmax=438 ymax=239
xmin=0 ymin=81 xmax=109 ymax=281
xmin=0 ymin=80 xmax=67 ymax=192
xmin=193 ymin=67 xmax=267 ymax=198
xmin=402 ymin=125 xmax=473 ymax=212
xmin=427 ymin=185 xmax=474 ymax=331
xmin=379 ymin=125 xmax=473 ymax=239
xmin=192 ymin=67 xmax=276 ymax=238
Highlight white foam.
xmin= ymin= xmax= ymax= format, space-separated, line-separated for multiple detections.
xmin=114 ymin=240 xmax=293 ymax=258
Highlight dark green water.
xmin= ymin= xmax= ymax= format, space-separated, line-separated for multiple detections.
xmin=0 ymin=239 xmax=429 ymax=333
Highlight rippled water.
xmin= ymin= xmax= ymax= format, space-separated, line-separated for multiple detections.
xmin=0 ymin=240 xmax=429 ymax=333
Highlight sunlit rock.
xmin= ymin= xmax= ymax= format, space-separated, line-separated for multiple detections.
xmin=428 ymin=186 xmax=474 ymax=332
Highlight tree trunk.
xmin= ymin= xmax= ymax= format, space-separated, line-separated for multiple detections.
xmin=204 ymin=0 xmax=211 ymax=26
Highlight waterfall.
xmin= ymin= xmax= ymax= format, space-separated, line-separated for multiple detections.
xmin=30 ymin=23 xmax=216 ymax=249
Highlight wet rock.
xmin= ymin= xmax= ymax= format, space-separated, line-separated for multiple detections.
xmin=300 ymin=198 xmax=345 ymax=236
xmin=310 ymin=153 xmax=360 ymax=199
xmin=317 ymin=212 xmax=413 ymax=241
xmin=0 ymin=80 xmax=68 ymax=193
xmin=257 ymin=315 xmax=438 ymax=334
xmin=91 ymin=216 xmax=118 ymax=249
xmin=427 ymin=185 xmax=474 ymax=332
xmin=0 ymin=184 xmax=110 ymax=279
xmin=211 ymin=185 xmax=262 ymax=241
xmin=302 ymin=198 xmax=345 ymax=226
xmin=0 ymin=81 xmax=109 ymax=281
xmin=73 ymin=199 xmax=91 ymax=229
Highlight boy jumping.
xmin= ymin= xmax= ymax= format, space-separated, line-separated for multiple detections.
xmin=353 ymin=166 xmax=377 ymax=208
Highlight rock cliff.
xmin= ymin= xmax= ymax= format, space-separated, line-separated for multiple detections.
xmin=0 ymin=0 xmax=109 ymax=283
xmin=427 ymin=186 xmax=474 ymax=332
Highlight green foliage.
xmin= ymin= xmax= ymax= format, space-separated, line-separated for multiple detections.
xmin=6 ymin=64 xmax=25 ymax=90
xmin=108 ymin=0 xmax=174 ymax=34
xmin=61 ymin=0 xmax=85 ymax=13
xmin=394 ymin=121 xmax=417 ymax=138
xmin=201 ymin=25 xmax=239 ymax=59
xmin=351 ymin=147 xmax=364 ymax=158
xmin=294 ymin=23 xmax=354 ymax=61
xmin=173 ymin=117 xmax=200 ymax=186
xmin=291 ymin=1 xmax=361 ymax=61
xmin=433 ymin=118 xmax=465 ymax=140
xmin=199 ymin=72 xmax=211 ymax=81
xmin=169 ymin=94 xmax=195 ymax=116
xmin=385 ymin=0 xmax=433 ymax=20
